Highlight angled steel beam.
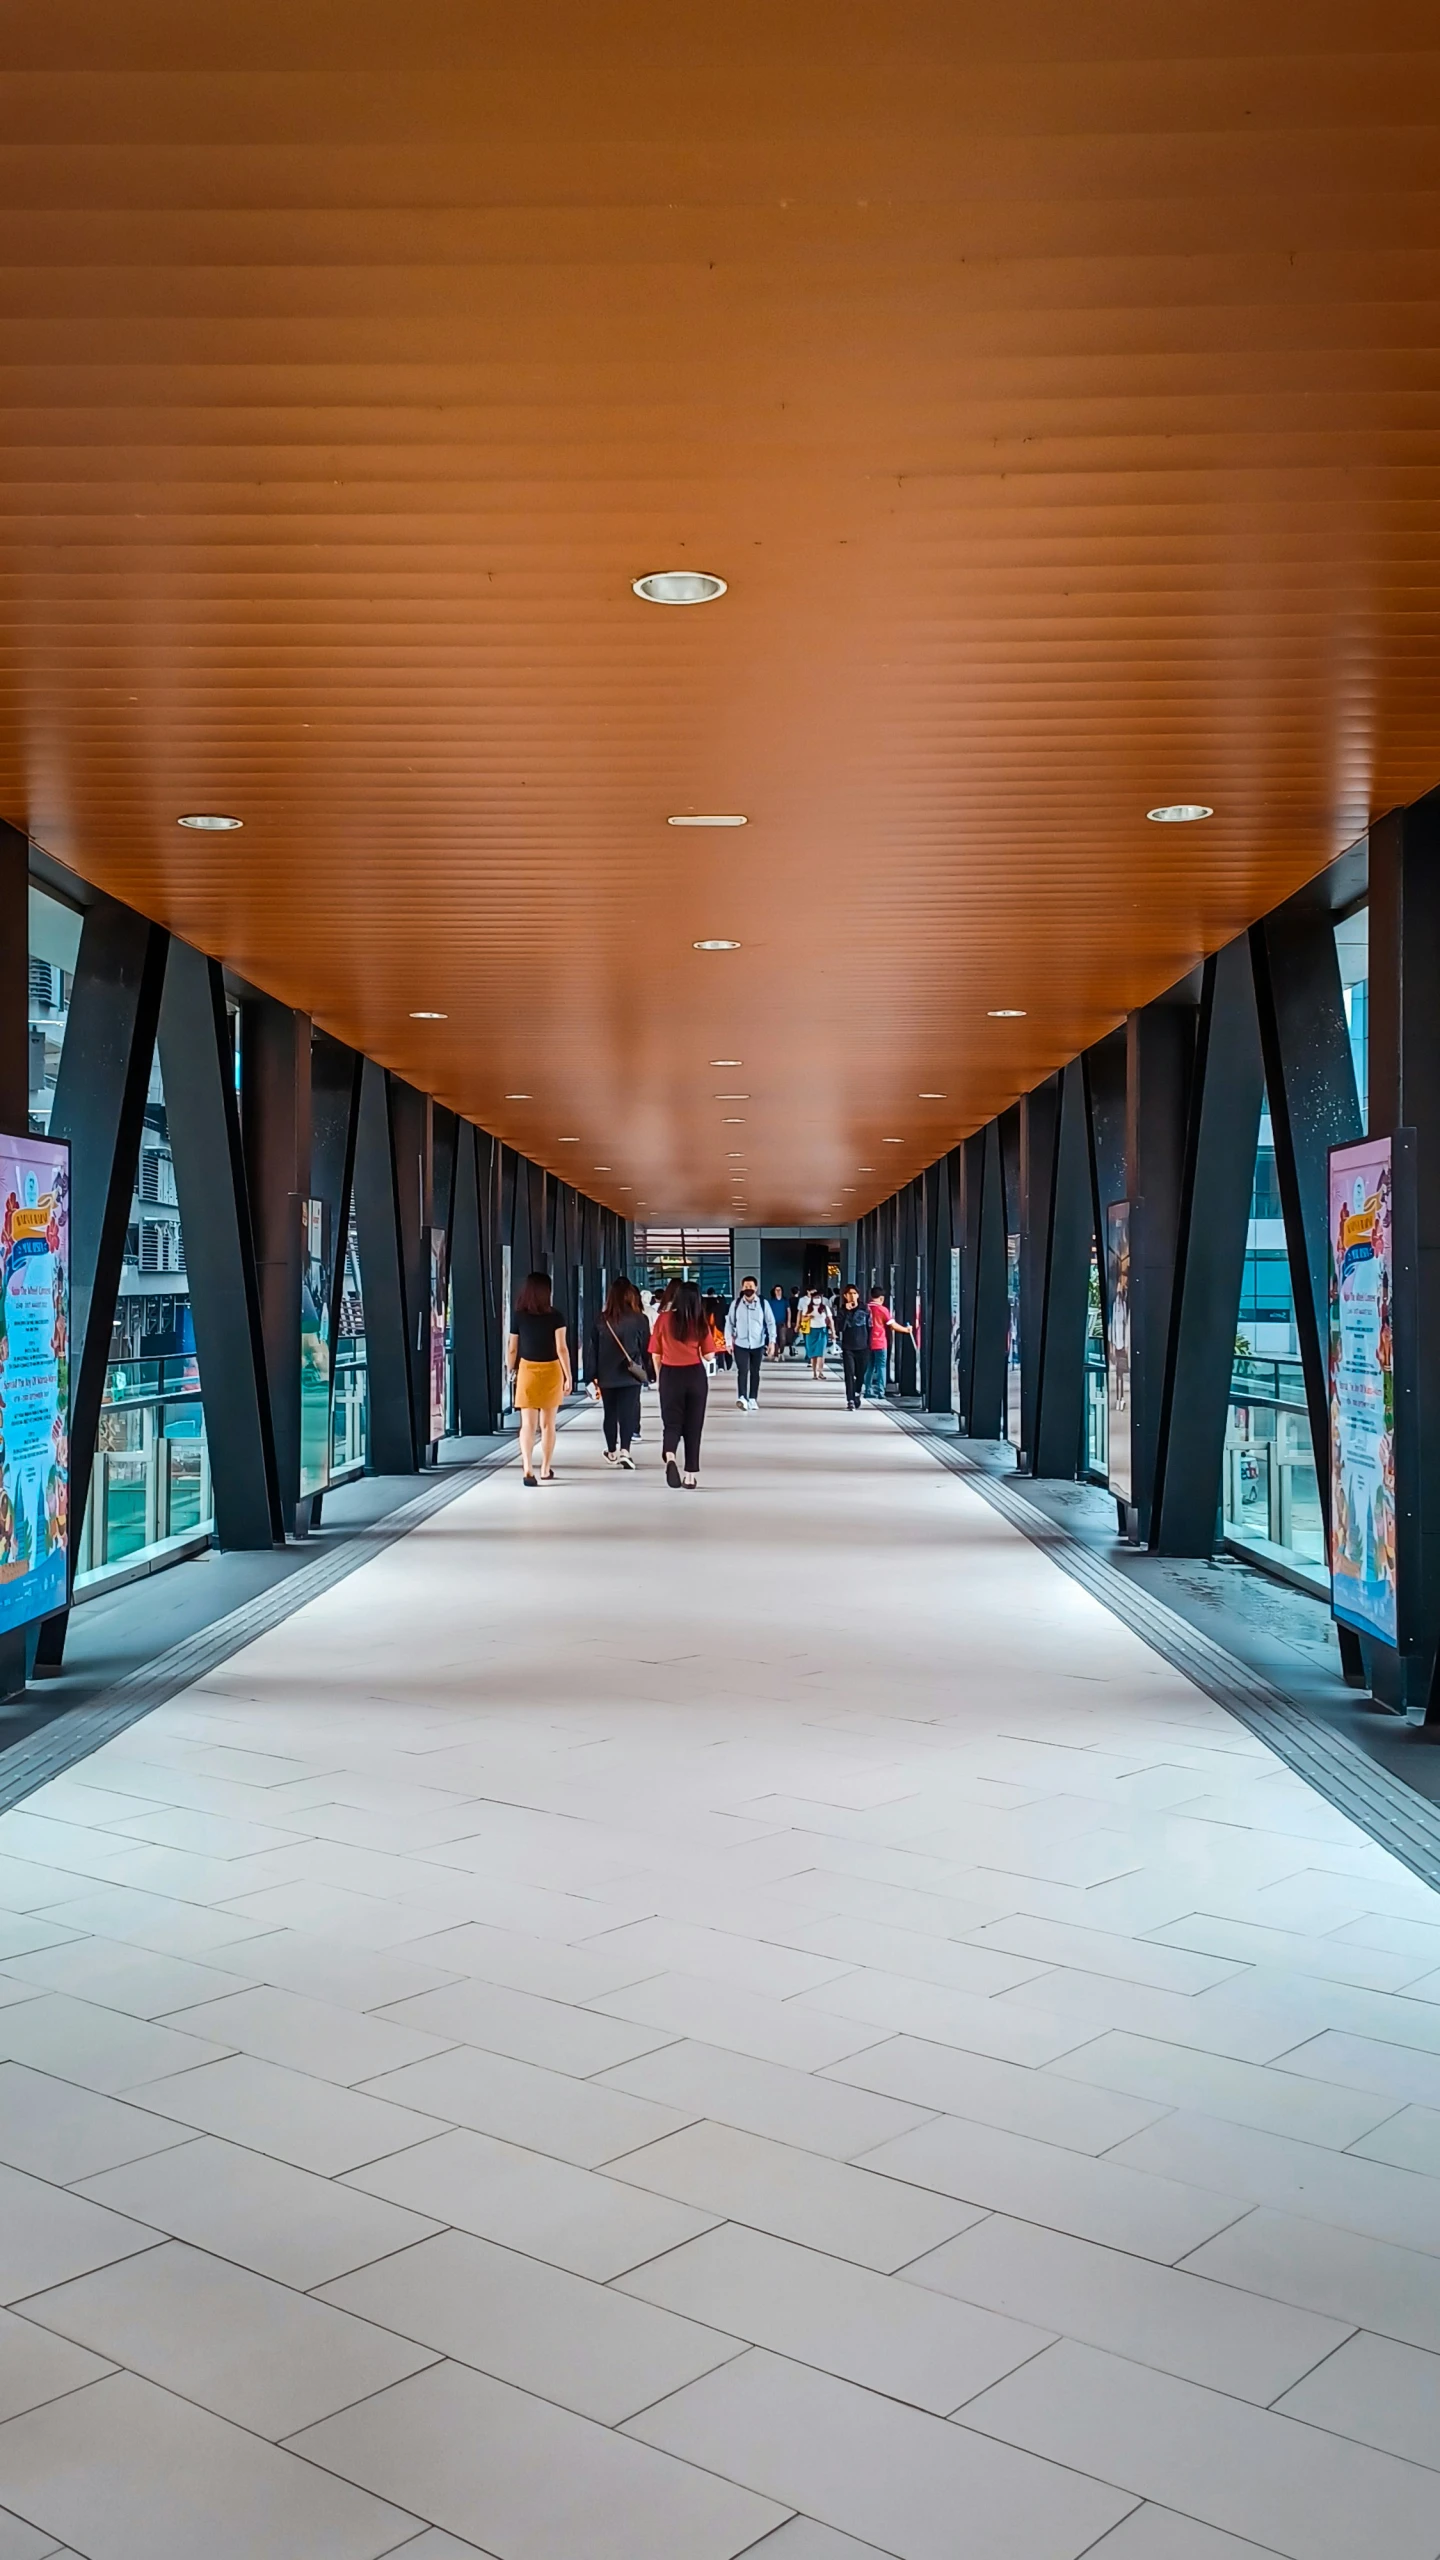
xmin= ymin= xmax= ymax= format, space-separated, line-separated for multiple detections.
xmin=1031 ymin=1059 xmax=1094 ymax=1480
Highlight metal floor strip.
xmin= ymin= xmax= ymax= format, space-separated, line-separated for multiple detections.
xmin=889 ymin=1407 xmax=1440 ymax=1898
xmin=0 ymin=1440 xmax=523 ymax=1817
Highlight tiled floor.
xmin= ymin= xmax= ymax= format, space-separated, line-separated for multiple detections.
xmin=0 ymin=1377 xmax=1439 ymax=2557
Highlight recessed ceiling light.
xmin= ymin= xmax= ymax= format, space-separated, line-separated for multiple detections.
xmin=177 ymin=813 xmax=242 ymax=830
xmin=722 ymin=1118 xmax=745 ymax=1125
xmin=1147 ymin=803 xmax=1213 ymax=823
xmin=594 ymin=1165 xmax=612 ymax=1171
xmin=714 ymin=1092 xmax=749 ymax=1100
xmin=668 ymin=813 xmax=746 ymax=827
xmin=710 ymin=1058 xmax=742 ymax=1066
xmin=987 ymin=1009 xmax=1026 ymax=1019
xmin=409 ymin=1010 xmax=447 ymax=1020
xmin=883 ymin=1138 xmax=903 ymax=1145
xmin=506 ymin=1092 xmax=531 ymax=1099
xmin=694 ymin=938 xmax=741 ymax=952
xmin=634 ymin=571 xmax=726 ymax=605
xmin=857 ymin=1166 xmax=874 ymax=1172
xmin=842 ymin=1187 xmax=857 ymax=1193
xmin=557 ymin=1137 xmax=578 ymax=1143
xmin=918 ymin=1092 xmax=944 ymax=1099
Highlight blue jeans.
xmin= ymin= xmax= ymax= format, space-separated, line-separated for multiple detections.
xmin=864 ymin=1347 xmax=887 ymax=1398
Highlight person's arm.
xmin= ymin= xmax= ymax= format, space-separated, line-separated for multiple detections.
xmin=506 ymin=1331 xmax=519 ymax=1384
xmin=763 ymin=1302 xmax=776 ymax=1349
xmin=556 ymin=1324 xmax=573 ymax=1393
xmin=723 ymin=1300 xmax=737 ymax=1352
xmin=887 ymin=1315 xmax=913 ymax=1336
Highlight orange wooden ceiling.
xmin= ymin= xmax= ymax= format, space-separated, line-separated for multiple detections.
xmin=4 ymin=2 xmax=1440 ymax=1222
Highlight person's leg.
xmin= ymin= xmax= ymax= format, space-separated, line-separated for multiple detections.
xmin=519 ymin=1409 xmax=537 ymax=1472
xmin=658 ymin=1367 xmax=681 ymax=1463
xmin=683 ymin=1367 xmax=708 ymax=1476
xmin=539 ymin=1406 xmax=558 ymax=1473
xmin=749 ymin=1345 xmax=763 ymax=1403
xmin=617 ymin=1383 xmax=640 ymax=1451
xmin=601 ymin=1389 xmax=619 ymax=1453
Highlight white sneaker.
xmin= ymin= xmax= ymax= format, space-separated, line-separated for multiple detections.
xmin=603 ymin=1448 xmax=619 ymax=1466
xmin=618 ymin=1451 xmax=636 ymax=1470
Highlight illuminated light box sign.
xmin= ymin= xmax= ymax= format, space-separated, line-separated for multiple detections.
xmin=1328 ymin=1131 xmax=1418 ymax=1650
xmin=0 ymin=1133 xmax=70 ymax=1633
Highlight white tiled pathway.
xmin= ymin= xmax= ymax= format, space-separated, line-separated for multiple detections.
xmin=0 ymin=1377 xmax=1439 ymax=2556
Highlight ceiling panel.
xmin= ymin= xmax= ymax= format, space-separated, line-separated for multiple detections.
xmin=2 ymin=1 xmax=1438 ymax=1218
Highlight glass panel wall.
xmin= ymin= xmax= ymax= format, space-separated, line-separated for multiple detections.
xmin=27 ymin=885 xmax=82 ymax=1136
xmin=1335 ymin=905 xmax=1368 ymax=1128
xmin=1084 ymin=1237 xmax=1107 ymax=1478
xmin=1223 ymin=1090 xmax=1322 ymax=1583
xmin=333 ymin=1204 xmax=369 ymax=1474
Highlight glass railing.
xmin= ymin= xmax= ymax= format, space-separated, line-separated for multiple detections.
xmin=332 ymin=1348 xmax=368 ymax=1476
xmin=1223 ymin=1354 xmax=1324 ymax=1575
xmin=1084 ymin=1311 xmax=1108 ymax=1479
xmin=74 ymin=1367 xmax=213 ymax=1585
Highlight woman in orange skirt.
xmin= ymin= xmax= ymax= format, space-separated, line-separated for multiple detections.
xmin=507 ymin=1269 xmax=572 ymax=1486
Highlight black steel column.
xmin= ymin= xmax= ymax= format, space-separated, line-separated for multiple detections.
xmin=1124 ymin=987 xmax=1197 ymax=1540
xmin=452 ymin=1121 xmax=500 ymax=1435
xmin=1031 ymin=1060 xmax=1094 ymax=1480
xmin=1370 ymin=796 xmax=1440 ymax=1711
xmin=895 ymin=1178 xmax=920 ymax=1395
xmin=964 ymin=1122 xmax=1008 ymax=1438
xmin=36 ymin=897 xmax=169 ymax=1669
xmin=353 ymin=1060 xmax=417 ymax=1475
xmin=1017 ymin=1077 xmax=1059 ymax=1468
xmin=244 ymin=998 xmax=311 ymax=1536
xmin=922 ymin=1153 xmax=955 ymax=1412
xmin=158 ymin=943 xmax=282 ymax=1548
xmin=1251 ymin=876 xmax=1367 ymax=1683
xmin=1151 ymin=938 xmax=1265 ymax=1555
xmin=311 ymin=1031 xmax=361 ymax=1355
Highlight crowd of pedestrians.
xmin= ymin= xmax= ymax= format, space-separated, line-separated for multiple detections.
xmin=509 ymin=1265 xmax=916 ymax=1493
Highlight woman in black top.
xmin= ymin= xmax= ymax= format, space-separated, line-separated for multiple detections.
xmin=507 ymin=1270 xmax=572 ymax=1485
xmin=590 ymin=1275 xmax=652 ymax=1468
xmin=837 ymin=1284 xmax=870 ymax=1410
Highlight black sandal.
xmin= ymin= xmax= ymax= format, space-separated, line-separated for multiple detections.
xmin=665 ymin=1454 xmax=682 ymax=1489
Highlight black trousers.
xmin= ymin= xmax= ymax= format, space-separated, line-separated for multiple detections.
xmin=841 ymin=1344 xmax=867 ymax=1406
xmin=658 ymin=1365 xmax=708 ymax=1470
xmin=600 ymin=1383 xmax=641 ymax=1451
xmin=734 ymin=1344 xmax=764 ymax=1401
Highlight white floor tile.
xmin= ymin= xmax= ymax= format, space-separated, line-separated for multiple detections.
xmin=599 ymin=2039 xmax=934 ymax=2160
xmin=1109 ymin=2109 xmax=1440 ymax=2256
xmin=617 ymin=2220 xmax=1050 ymax=2412
xmin=77 ymin=2135 xmax=437 ymax=2288
xmin=0 ymin=2505 xmax=69 ymax=2559
xmin=197 ymin=1928 xmax=468 ymax=2012
xmin=964 ymin=1915 xmax=1241 ymax=1995
xmin=861 ymin=2113 xmax=1244 ymax=2263
xmin=0 ymin=2160 xmax=158 ymax=2303
xmin=0 ymin=2309 xmax=112 ymax=2421
xmin=569 ymin=1916 xmax=850 ymax=1999
xmin=1184 ymin=2206 xmax=1440 ymax=2353
xmin=1084 ymin=2502 xmax=1333 ymax=2557
xmin=0 ymin=1941 xmax=247 ymax=2020
xmin=623 ymin=2343 xmax=1133 ymax=2560
xmin=1348 ymin=2103 xmax=1440 ymax=2176
xmin=322 ymin=2226 xmax=741 ymax=2420
xmin=833 ymin=2034 xmax=1168 ymax=2154
xmin=289 ymin=2357 xmax=789 ymax=2560
xmin=346 ymin=2126 xmax=719 ymax=2278
xmin=130 ymin=2052 xmax=444 ymax=2175
xmin=1274 ymin=2327 xmax=1440 ymax=2469
xmin=395 ymin=1920 xmax=661 ymax=2003
xmin=158 ymin=1983 xmax=453 ymax=2087
xmin=740 ymin=2524 xmax=895 ymax=2560
xmin=0 ymin=2369 xmax=417 ymax=2560
xmin=1048 ymin=2032 xmax=1395 ymax=2148
xmin=583 ymin=1972 xmax=885 ymax=2071
xmin=359 ymin=2042 xmax=690 ymax=2166
xmin=23 ymin=2238 xmax=435 ymax=2435
xmin=901 ymin=2212 xmax=1350 ymax=2401
xmin=376 ymin=1976 xmax=674 ymax=2075
xmin=796 ymin=1967 xmax=1097 ymax=2065
xmin=607 ymin=2119 xmax=978 ymax=2270
xmin=0 ymin=1996 xmax=227 ymax=2096
xmin=1276 ymin=2029 xmax=1440 ymax=2110
xmin=0 ymin=2063 xmax=194 ymax=2183
xmin=961 ymin=2336 xmax=1440 ymax=2560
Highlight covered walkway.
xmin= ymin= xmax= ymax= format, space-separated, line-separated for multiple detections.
xmin=0 ymin=1381 xmax=1437 ymax=2557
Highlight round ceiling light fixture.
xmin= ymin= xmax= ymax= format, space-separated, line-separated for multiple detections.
xmin=1146 ymin=803 xmax=1213 ymax=824
xmin=693 ymin=938 xmax=741 ymax=952
xmin=634 ymin=571 xmax=726 ymax=605
xmin=177 ymin=812 xmax=242 ymax=831
xmin=987 ymin=1009 xmax=1026 ymax=1019
xmin=669 ymin=813 xmax=746 ymax=827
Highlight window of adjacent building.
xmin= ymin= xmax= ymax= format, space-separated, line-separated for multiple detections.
xmin=1335 ymin=905 xmax=1368 ymax=1128
xmin=333 ymin=1203 xmax=368 ymax=1476
xmin=27 ymin=884 xmax=82 ymax=1135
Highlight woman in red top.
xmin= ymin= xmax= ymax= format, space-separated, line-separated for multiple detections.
xmin=650 ymin=1278 xmax=709 ymax=1489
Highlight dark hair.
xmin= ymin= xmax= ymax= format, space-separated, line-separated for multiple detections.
xmin=664 ymin=1279 xmax=707 ymax=1345
xmin=603 ymin=1275 xmax=641 ymax=1320
xmin=515 ymin=1269 xmax=554 ymax=1316
xmin=740 ymin=1275 xmax=758 ymax=1287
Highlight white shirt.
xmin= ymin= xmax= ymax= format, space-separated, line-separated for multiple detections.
xmin=726 ymin=1292 xmax=776 ymax=1351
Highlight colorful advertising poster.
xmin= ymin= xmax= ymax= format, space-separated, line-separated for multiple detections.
xmin=298 ymin=1197 xmax=332 ymax=1501
xmin=1329 ymin=1136 xmax=1397 ymax=1645
xmin=427 ymin=1229 xmax=449 ymax=1444
xmin=1105 ymin=1200 xmax=1133 ymax=1504
xmin=0 ymin=1133 xmax=69 ymax=1633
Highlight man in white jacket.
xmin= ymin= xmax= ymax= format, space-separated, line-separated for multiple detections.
xmin=725 ymin=1275 xmax=777 ymax=1408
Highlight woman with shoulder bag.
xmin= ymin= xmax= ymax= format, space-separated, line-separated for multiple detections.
xmin=650 ymin=1278 xmax=710 ymax=1488
xmin=590 ymin=1275 xmax=651 ymax=1469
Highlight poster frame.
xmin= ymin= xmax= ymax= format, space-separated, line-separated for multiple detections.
xmin=1327 ymin=1127 xmax=1418 ymax=1654
xmin=1104 ymin=1197 xmax=1134 ymax=1506
xmin=0 ymin=1130 xmax=70 ymax=1633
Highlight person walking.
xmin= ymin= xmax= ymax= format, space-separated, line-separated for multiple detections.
xmin=508 ymin=1269 xmax=572 ymax=1484
xmin=837 ymin=1284 xmax=870 ymax=1409
xmin=863 ymin=1284 xmax=912 ymax=1400
xmin=767 ymin=1285 xmax=790 ymax=1358
xmin=798 ymin=1287 xmax=834 ymax=1378
xmin=650 ymin=1278 xmax=710 ymax=1487
xmin=590 ymin=1275 xmax=651 ymax=1468
xmin=725 ymin=1273 xmax=776 ymax=1408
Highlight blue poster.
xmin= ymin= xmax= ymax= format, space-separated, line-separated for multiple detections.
xmin=0 ymin=1134 xmax=70 ymax=1632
